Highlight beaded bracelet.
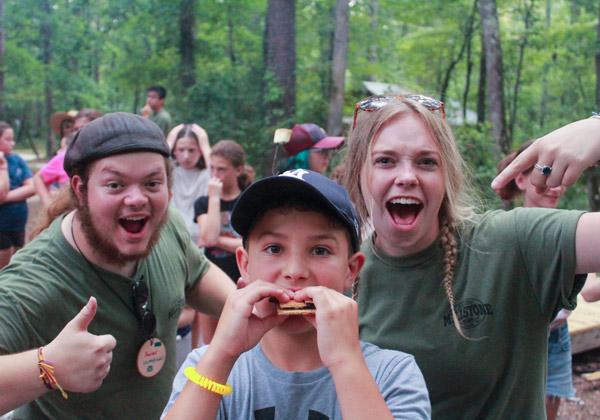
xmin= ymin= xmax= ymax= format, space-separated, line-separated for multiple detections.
xmin=184 ymin=367 xmax=232 ymax=395
xmin=38 ymin=347 xmax=68 ymax=399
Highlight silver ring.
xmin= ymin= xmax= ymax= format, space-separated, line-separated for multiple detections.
xmin=534 ymin=163 xmax=552 ymax=176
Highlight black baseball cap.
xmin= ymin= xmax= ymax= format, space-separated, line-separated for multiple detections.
xmin=64 ymin=112 xmax=170 ymax=177
xmin=231 ymin=169 xmax=360 ymax=253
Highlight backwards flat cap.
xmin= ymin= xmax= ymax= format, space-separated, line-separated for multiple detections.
xmin=64 ymin=112 xmax=170 ymax=177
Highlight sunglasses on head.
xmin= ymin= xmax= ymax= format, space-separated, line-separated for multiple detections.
xmin=132 ymin=280 xmax=157 ymax=340
xmin=352 ymin=94 xmax=445 ymax=129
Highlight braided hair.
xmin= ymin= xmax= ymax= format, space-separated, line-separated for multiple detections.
xmin=345 ymin=97 xmax=480 ymax=338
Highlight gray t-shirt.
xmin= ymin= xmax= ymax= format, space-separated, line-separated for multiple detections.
xmin=171 ymin=165 xmax=210 ymax=243
xmin=162 ymin=342 xmax=431 ymax=419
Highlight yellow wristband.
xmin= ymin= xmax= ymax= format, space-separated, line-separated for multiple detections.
xmin=184 ymin=367 xmax=232 ymax=395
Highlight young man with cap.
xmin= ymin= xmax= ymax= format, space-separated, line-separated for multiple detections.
xmin=162 ymin=169 xmax=431 ymax=420
xmin=282 ymin=123 xmax=344 ymax=174
xmin=0 ymin=113 xmax=235 ymax=419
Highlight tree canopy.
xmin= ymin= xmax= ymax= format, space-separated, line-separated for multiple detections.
xmin=2 ymin=0 xmax=598 ymax=209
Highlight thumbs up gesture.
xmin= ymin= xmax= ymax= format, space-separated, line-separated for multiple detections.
xmin=42 ymin=297 xmax=117 ymax=393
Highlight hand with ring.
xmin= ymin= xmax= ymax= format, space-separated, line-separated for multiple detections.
xmin=492 ymin=117 xmax=600 ymax=191
xmin=533 ymin=163 xmax=552 ymax=176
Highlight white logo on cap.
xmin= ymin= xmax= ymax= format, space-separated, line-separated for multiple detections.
xmin=282 ymin=169 xmax=309 ymax=181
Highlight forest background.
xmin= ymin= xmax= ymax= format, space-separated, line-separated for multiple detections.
xmin=0 ymin=0 xmax=599 ymax=211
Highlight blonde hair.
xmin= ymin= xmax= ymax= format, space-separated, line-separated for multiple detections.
xmin=344 ymin=97 xmax=479 ymax=338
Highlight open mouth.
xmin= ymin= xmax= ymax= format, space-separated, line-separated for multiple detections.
xmin=387 ymin=197 xmax=423 ymax=226
xmin=119 ymin=216 xmax=149 ymax=234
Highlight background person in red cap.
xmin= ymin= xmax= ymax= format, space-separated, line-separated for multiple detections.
xmin=281 ymin=123 xmax=344 ymax=174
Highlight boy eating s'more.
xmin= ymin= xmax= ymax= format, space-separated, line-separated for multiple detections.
xmin=162 ymin=169 xmax=431 ymax=420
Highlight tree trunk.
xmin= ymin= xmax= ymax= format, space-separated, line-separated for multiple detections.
xmin=439 ymin=0 xmax=477 ymax=103
xmin=317 ymin=2 xmax=333 ymax=103
xmin=539 ymin=0 xmax=551 ymax=128
xmin=264 ymin=0 xmax=296 ymax=126
xmin=570 ymin=0 xmax=580 ymax=24
xmin=477 ymin=36 xmax=486 ymax=124
xmin=41 ymin=0 xmax=55 ymax=157
xmin=462 ymin=18 xmax=474 ymax=122
xmin=506 ymin=0 xmax=535 ymax=144
xmin=327 ymin=0 xmax=349 ymax=136
xmin=180 ymin=0 xmax=196 ymax=89
xmin=587 ymin=5 xmax=600 ymax=212
xmin=367 ymin=0 xmax=379 ymax=81
xmin=225 ymin=0 xmax=237 ymax=67
xmin=479 ymin=0 xmax=508 ymax=156
xmin=0 ymin=0 xmax=5 ymax=119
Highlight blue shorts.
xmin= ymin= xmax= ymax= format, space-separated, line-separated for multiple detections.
xmin=546 ymin=322 xmax=576 ymax=398
xmin=0 ymin=230 xmax=25 ymax=250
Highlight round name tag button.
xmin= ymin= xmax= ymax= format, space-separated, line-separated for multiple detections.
xmin=137 ymin=338 xmax=166 ymax=377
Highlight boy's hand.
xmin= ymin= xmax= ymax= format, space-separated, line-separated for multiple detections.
xmin=208 ymin=281 xmax=292 ymax=363
xmin=141 ymin=104 xmax=151 ymax=118
xmin=293 ymin=287 xmax=362 ymax=370
xmin=207 ymin=177 xmax=223 ymax=200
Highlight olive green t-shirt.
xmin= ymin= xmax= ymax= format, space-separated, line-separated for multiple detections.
xmin=357 ymin=208 xmax=586 ymax=420
xmin=151 ymin=109 xmax=171 ymax=136
xmin=0 ymin=207 xmax=210 ymax=419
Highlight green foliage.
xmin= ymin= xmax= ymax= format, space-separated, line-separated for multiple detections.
xmin=2 ymin=0 xmax=599 ymax=209
xmin=453 ymin=123 xmax=504 ymax=210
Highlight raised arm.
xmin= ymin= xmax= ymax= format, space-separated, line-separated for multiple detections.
xmin=191 ymin=124 xmax=211 ymax=172
xmin=166 ymin=124 xmax=185 ymax=150
xmin=165 ymin=281 xmax=289 ymax=420
xmin=4 ymin=177 xmax=35 ymax=203
xmin=291 ymin=285 xmax=395 ymax=420
xmin=575 ymin=214 xmax=600 ymax=274
xmin=185 ymin=262 xmax=236 ymax=317
xmin=196 ymin=178 xmax=223 ymax=248
xmin=0 ymin=298 xmax=116 ymax=414
xmin=581 ymin=273 xmax=600 ymax=303
xmin=492 ymin=117 xmax=600 ymax=191
xmin=0 ymin=152 xmax=8 ymax=201
xmin=213 ymin=236 xmax=243 ymax=254
xmin=33 ymin=171 xmax=52 ymax=207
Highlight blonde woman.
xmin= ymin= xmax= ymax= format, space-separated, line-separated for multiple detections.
xmin=344 ymin=95 xmax=600 ymax=420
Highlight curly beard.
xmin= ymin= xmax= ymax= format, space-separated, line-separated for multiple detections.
xmin=75 ymin=189 xmax=168 ymax=267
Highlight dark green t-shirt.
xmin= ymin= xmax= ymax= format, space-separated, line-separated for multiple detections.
xmin=0 ymin=207 xmax=210 ymax=419
xmin=357 ymin=208 xmax=586 ymax=420
xmin=151 ymin=109 xmax=171 ymax=135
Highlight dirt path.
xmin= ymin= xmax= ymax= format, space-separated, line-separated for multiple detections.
xmin=558 ymin=348 xmax=600 ymax=419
